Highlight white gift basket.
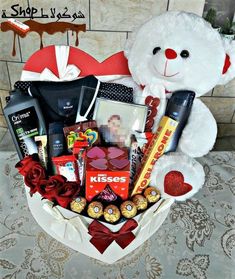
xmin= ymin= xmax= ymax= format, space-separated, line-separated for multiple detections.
xmin=26 ymin=187 xmax=172 ymax=263
xmin=19 ymin=45 xmax=205 ymax=263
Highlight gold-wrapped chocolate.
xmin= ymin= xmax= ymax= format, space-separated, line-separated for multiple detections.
xmin=87 ymin=201 xmax=103 ymax=219
xmin=120 ymin=201 xmax=137 ymax=218
xmin=132 ymin=194 xmax=148 ymax=210
xmin=70 ymin=196 xmax=87 ymax=213
xmin=144 ymin=187 xmax=161 ymax=203
xmin=104 ymin=205 xmax=120 ymax=223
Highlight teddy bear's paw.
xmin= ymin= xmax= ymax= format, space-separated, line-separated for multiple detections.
xmin=150 ymin=152 xmax=205 ymax=202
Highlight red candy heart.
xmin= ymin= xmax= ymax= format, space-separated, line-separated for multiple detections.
xmin=87 ymin=147 xmax=105 ymax=159
xmin=107 ymin=147 xmax=124 ymax=159
xmin=110 ymin=159 xmax=129 ymax=169
xmin=164 ymin=171 xmax=192 ymax=196
xmin=89 ymin=159 xmax=107 ymax=170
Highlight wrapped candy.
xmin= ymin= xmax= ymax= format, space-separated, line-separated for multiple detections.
xmin=132 ymin=194 xmax=148 ymax=210
xmin=144 ymin=187 xmax=161 ymax=203
xmin=104 ymin=205 xmax=120 ymax=223
xmin=70 ymin=196 xmax=87 ymax=213
xmin=87 ymin=201 xmax=103 ymax=219
xmin=97 ymin=185 xmax=117 ymax=202
xmin=120 ymin=201 xmax=137 ymax=218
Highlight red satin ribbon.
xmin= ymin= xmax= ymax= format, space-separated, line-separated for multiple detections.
xmin=88 ymin=219 xmax=138 ymax=254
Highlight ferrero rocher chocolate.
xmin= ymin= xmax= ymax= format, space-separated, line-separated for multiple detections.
xmin=132 ymin=194 xmax=148 ymax=210
xmin=70 ymin=196 xmax=87 ymax=213
xmin=144 ymin=187 xmax=161 ymax=203
xmin=120 ymin=201 xmax=137 ymax=218
xmin=104 ymin=205 xmax=120 ymax=223
xmin=87 ymin=201 xmax=103 ymax=219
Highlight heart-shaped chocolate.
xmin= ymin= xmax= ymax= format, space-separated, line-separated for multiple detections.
xmin=87 ymin=147 xmax=105 ymax=159
xmin=164 ymin=171 xmax=192 ymax=196
xmin=110 ymin=158 xmax=129 ymax=169
xmin=89 ymin=159 xmax=107 ymax=170
xmin=108 ymin=147 xmax=125 ymax=159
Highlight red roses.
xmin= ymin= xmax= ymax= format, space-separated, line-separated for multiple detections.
xmin=16 ymin=154 xmax=46 ymax=194
xmin=16 ymin=155 xmax=80 ymax=208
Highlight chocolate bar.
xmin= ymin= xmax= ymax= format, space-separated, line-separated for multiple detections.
xmin=131 ymin=116 xmax=178 ymax=196
xmin=7 ymin=19 xmax=30 ymax=36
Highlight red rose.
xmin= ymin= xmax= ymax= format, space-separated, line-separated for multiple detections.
xmin=15 ymin=155 xmax=46 ymax=195
xmin=38 ymin=175 xmax=66 ymax=201
xmin=56 ymin=182 xmax=81 ymax=208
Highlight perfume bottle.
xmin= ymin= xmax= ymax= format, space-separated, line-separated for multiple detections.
xmin=165 ymin=90 xmax=195 ymax=152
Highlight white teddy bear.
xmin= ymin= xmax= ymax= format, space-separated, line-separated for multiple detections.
xmin=124 ymin=11 xmax=235 ymax=158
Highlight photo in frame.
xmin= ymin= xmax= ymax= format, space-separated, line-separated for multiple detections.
xmin=93 ymin=98 xmax=148 ymax=147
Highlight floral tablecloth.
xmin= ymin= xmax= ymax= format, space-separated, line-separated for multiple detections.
xmin=0 ymin=151 xmax=234 ymax=279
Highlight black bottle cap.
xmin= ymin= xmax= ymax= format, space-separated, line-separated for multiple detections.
xmin=48 ymin=122 xmax=65 ymax=135
xmin=4 ymin=89 xmax=31 ymax=107
xmin=169 ymin=90 xmax=195 ymax=106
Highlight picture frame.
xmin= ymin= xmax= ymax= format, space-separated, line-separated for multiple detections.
xmin=93 ymin=98 xmax=148 ymax=146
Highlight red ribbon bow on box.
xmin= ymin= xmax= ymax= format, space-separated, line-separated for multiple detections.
xmin=88 ymin=219 xmax=138 ymax=254
xmin=21 ymin=45 xmax=131 ymax=81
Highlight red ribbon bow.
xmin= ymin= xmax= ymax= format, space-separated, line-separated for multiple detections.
xmin=88 ymin=219 xmax=138 ymax=254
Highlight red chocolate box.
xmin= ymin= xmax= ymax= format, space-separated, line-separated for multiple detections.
xmin=85 ymin=146 xmax=130 ymax=201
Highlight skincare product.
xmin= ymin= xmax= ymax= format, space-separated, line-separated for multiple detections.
xmin=3 ymin=89 xmax=46 ymax=159
xmin=48 ymin=122 xmax=66 ymax=158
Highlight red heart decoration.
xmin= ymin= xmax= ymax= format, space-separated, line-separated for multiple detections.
xmin=164 ymin=171 xmax=192 ymax=196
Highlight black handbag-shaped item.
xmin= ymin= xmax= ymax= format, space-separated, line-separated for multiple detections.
xmin=14 ymin=75 xmax=134 ymax=126
xmin=28 ymin=75 xmax=99 ymax=125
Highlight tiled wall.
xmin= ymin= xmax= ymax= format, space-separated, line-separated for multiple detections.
xmin=0 ymin=0 xmax=235 ymax=139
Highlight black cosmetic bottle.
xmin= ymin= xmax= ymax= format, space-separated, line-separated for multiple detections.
xmin=3 ymin=89 xmax=46 ymax=159
xmin=48 ymin=122 xmax=66 ymax=158
xmin=48 ymin=122 xmax=66 ymax=174
xmin=165 ymin=90 xmax=195 ymax=152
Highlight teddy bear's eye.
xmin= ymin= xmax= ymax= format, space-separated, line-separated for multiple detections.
xmin=180 ymin=50 xmax=190 ymax=58
xmin=153 ymin=47 xmax=161 ymax=55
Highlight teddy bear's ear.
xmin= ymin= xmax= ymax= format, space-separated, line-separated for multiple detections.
xmin=218 ymin=38 xmax=235 ymax=85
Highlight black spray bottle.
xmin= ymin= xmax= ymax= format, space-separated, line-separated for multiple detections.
xmin=165 ymin=90 xmax=195 ymax=152
xmin=48 ymin=122 xmax=66 ymax=174
xmin=3 ymin=89 xmax=46 ymax=159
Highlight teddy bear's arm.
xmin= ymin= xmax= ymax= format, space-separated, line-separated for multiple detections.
xmin=177 ymin=99 xmax=217 ymax=157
